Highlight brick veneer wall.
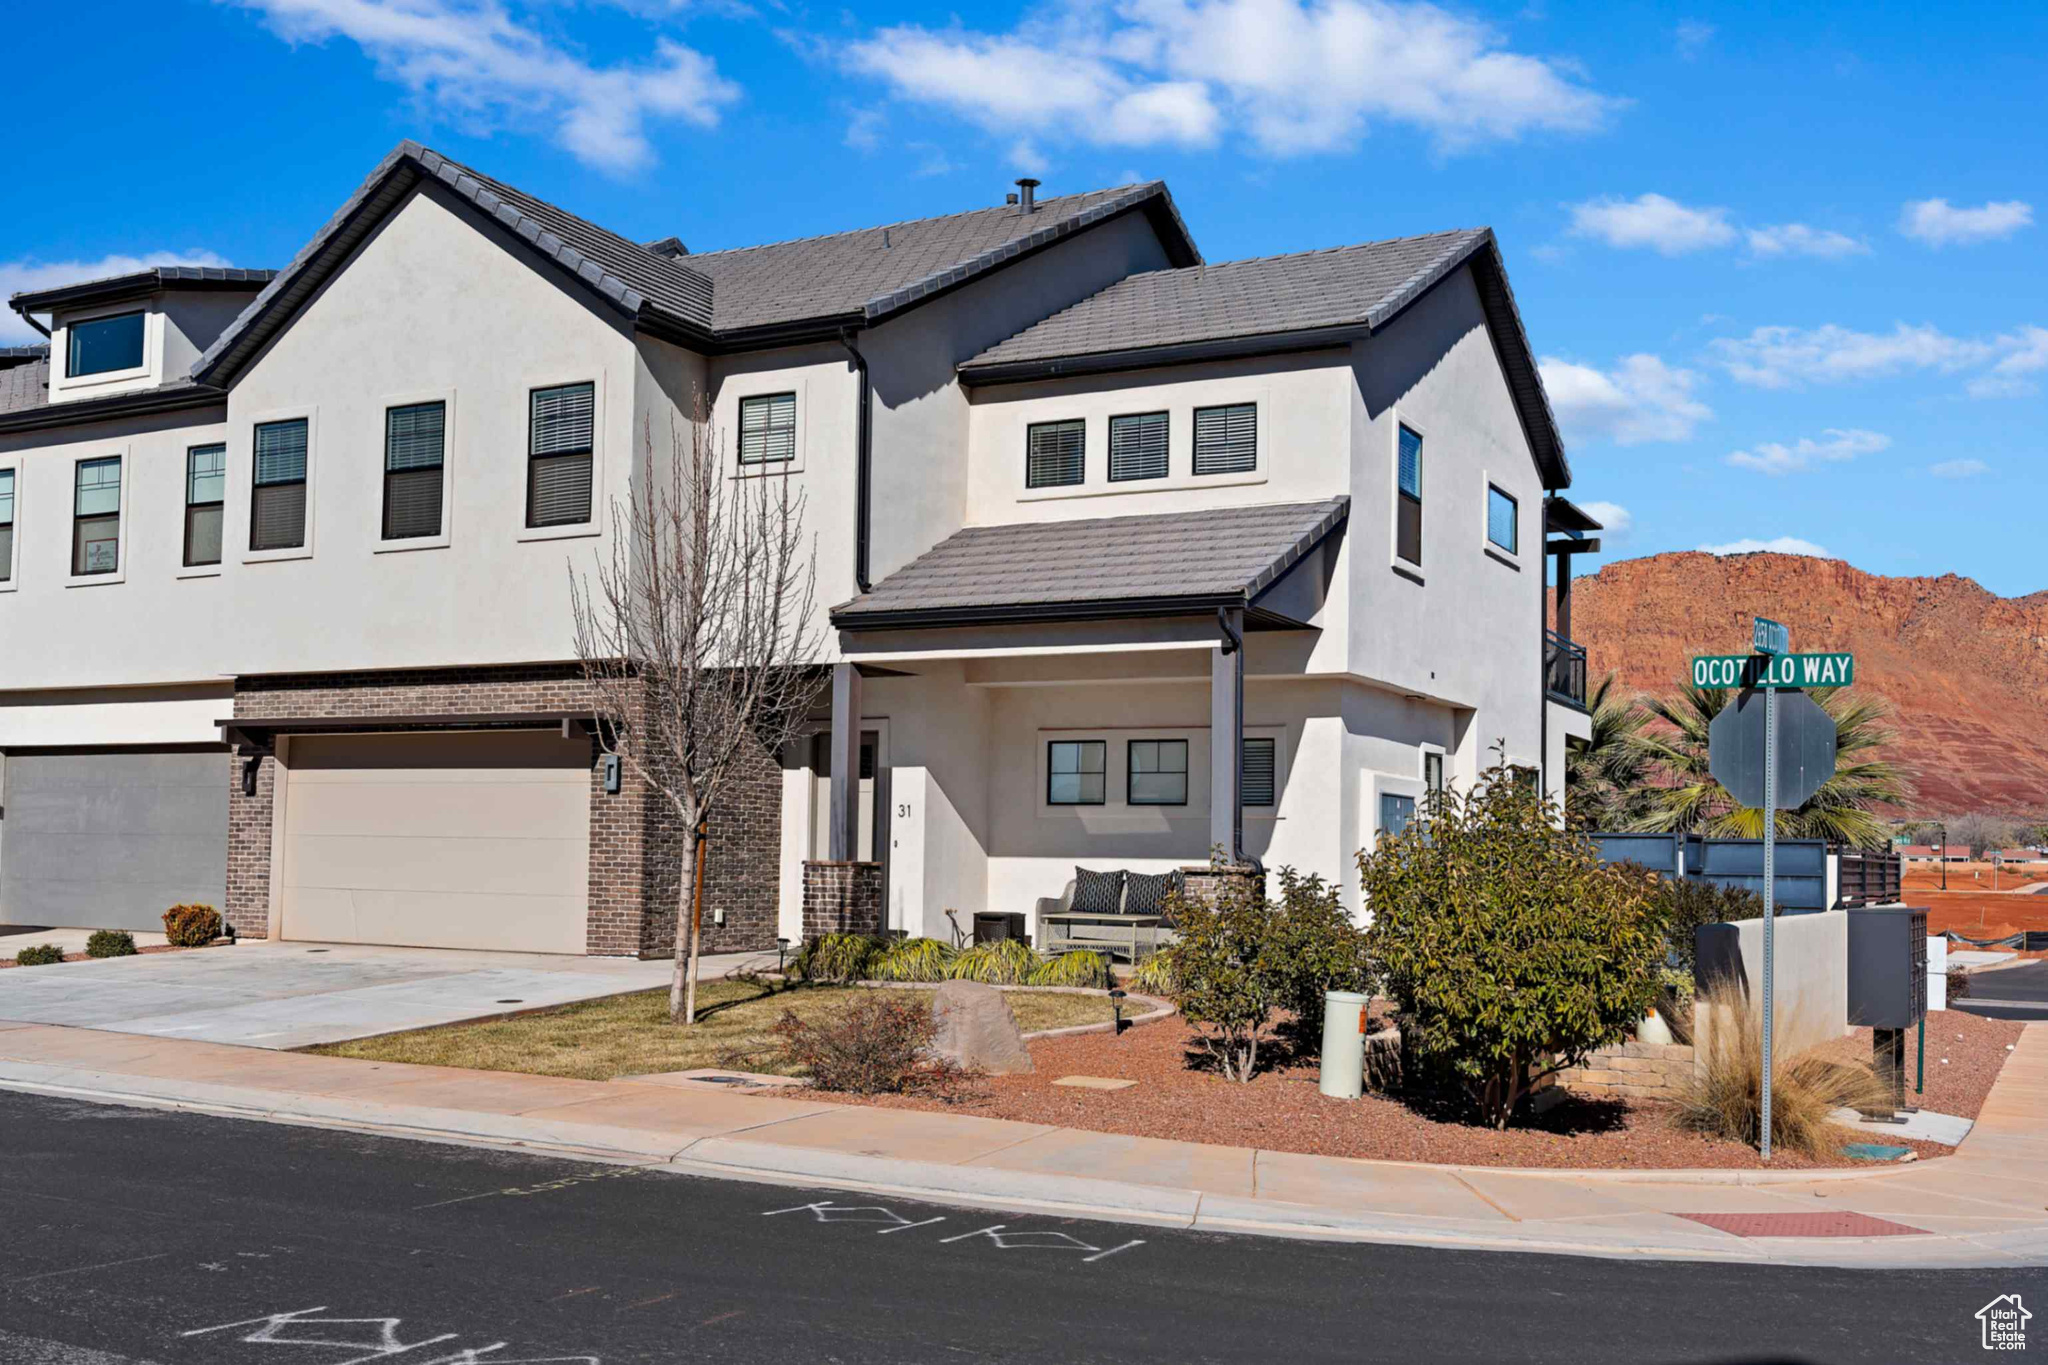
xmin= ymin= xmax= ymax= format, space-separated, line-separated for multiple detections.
xmin=1555 ymin=1039 xmax=1698 ymax=1101
xmin=226 ymin=664 xmax=784 ymax=957
xmin=1178 ymin=863 xmax=1266 ymax=908
xmin=802 ymin=861 xmax=883 ymax=939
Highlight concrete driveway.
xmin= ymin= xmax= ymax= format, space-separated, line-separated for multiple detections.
xmin=0 ymin=941 xmax=687 ymax=1049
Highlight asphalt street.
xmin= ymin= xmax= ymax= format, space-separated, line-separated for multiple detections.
xmin=0 ymin=1090 xmax=2038 ymax=1365
xmin=1956 ymin=961 xmax=2048 ymax=1020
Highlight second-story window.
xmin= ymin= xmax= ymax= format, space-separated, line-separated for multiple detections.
xmin=528 ymin=382 xmax=595 ymax=527
xmin=0 ymin=468 xmax=14 ymax=581
xmin=67 ymin=312 xmax=145 ymax=378
xmin=1109 ymin=411 xmax=1169 ymax=482
xmin=252 ymin=419 xmax=310 ymax=552
xmin=1193 ymin=402 xmax=1257 ymax=475
xmin=73 ymin=456 xmax=122 ymax=575
xmin=184 ymin=444 xmax=225 ymax=567
xmin=739 ymin=392 xmax=797 ymax=466
xmin=1026 ymin=419 xmax=1085 ymax=489
xmin=1486 ymin=484 xmax=1517 ymax=553
xmin=383 ymin=401 xmax=446 ymax=540
xmin=1396 ymin=424 xmax=1424 ymax=565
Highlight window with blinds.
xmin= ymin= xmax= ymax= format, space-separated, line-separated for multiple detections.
xmin=251 ymin=419 xmax=309 ymax=551
xmin=1486 ymin=484 xmax=1517 ymax=553
xmin=184 ymin=444 xmax=225 ymax=567
xmin=1109 ymin=411 xmax=1169 ymax=482
xmin=1396 ymin=424 xmax=1423 ymax=565
xmin=0 ymin=468 xmax=15 ymax=581
xmin=1193 ymin=402 xmax=1257 ymax=475
xmin=383 ymin=401 xmax=446 ymax=540
xmin=528 ymin=382 xmax=595 ymax=527
xmin=1127 ymin=738 xmax=1188 ymax=805
xmin=1379 ymin=792 xmax=1417 ymax=839
xmin=73 ymin=456 xmax=122 ymax=575
xmin=1241 ymin=737 xmax=1276 ymax=807
xmin=1026 ymin=419 xmax=1085 ymax=489
xmin=739 ymin=392 xmax=797 ymax=465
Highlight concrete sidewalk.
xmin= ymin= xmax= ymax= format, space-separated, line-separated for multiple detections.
xmin=0 ymin=1018 xmax=2042 ymax=1269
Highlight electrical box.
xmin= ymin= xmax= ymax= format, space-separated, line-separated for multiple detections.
xmin=1846 ymin=906 xmax=1928 ymax=1028
xmin=602 ymin=754 xmax=622 ymax=795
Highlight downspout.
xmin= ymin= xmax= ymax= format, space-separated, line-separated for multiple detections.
xmin=838 ymin=327 xmax=873 ymax=594
xmin=12 ymin=304 xmax=51 ymax=339
xmin=1539 ymin=491 xmax=1555 ymax=813
xmin=1218 ymin=606 xmax=1262 ymax=874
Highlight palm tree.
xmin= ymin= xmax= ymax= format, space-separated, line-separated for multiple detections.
xmin=1624 ymin=684 xmax=1912 ymax=847
xmin=1564 ymin=673 xmax=1655 ymax=831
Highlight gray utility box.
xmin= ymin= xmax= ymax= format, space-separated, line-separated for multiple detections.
xmin=973 ymin=912 xmax=1029 ymax=946
xmin=1846 ymin=906 xmax=1928 ymax=1028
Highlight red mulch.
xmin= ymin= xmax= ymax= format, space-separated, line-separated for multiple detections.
xmin=849 ymin=1006 xmax=2024 ymax=1171
xmin=0 ymin=944 xmax=191 ymax=969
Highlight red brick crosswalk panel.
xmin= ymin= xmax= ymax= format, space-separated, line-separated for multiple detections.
xmin=1676 ymin=1211 xmax=1929 ymax=1238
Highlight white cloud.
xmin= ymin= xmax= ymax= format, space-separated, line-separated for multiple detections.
xmin=1566 ymin=193 xmax=1733 ymax=254
xmin=1674 ymin=20 xmax=1714 ymax=58
xmin=0 ymin=251 xmax=233 ymax=343
xmin=1929 ymin=458 xmax=1988 ymax=479
xmin=1577 ymin=499 xmax=1631 ymax=541
xmin=1710 ymin=322 xmax=1996 ymax=389
xmin=844 ymin=105 xmax=886 ymax=152
xmin=1725 ymin=427 xmax=1889 ymax=475
xmin=844 ymin=0 xmax=1619 ymax=159
xmin=1744 ymin=222 xmax=1869 ymax=259
xmin=1538 ymin=352 xmax=1711 ymax=445
xmin=1699 ymin=536 xmax=1831 ymax=557
xmin=1899 ymin=198 xmax=2034 ymax=247
xmin=1967 ymin=324 xmax=2048 ymax=399
xmin=223 ymin=0 xmax=740 ymax=174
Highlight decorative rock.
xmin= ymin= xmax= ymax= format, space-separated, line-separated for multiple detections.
xmin=1051 ymin=1075 xmax=1137 ymax=1091
xmin=930 ymin=980 xmax=1035 ymax=1075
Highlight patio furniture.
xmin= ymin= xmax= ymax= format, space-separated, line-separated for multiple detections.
xmin=1034 ymin=876 xmax=1175 ymax=962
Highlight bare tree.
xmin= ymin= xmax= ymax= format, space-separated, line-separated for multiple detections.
xmin=571 ymin=409 xmax=825 ymax=1024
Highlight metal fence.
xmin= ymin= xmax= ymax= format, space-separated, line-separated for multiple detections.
xmin=1544 ymin=630 xmax=1587 ymax=709
xmin=1589 ymin=831 xmax=1831 ymax=911
xmin=1836 ymin=846 xmax=1902 ymax=908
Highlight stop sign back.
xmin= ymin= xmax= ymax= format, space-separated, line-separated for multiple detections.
xmin=1708 ymin=689 xmax=1837 ymax=810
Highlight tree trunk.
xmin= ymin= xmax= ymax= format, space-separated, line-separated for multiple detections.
xmin=671 ymin=825 xmax=700 ymax=1025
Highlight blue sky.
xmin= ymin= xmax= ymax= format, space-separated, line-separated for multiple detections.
xmin=4 ymin=1 xmax=2043 ymax=593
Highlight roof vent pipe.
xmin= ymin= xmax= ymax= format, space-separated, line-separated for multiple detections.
xmin=1015 ymin=178 xmax=1039 ymax=213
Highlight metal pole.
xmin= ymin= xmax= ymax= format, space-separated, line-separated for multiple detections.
xmin=1760 ymin=685 xmax=1777 ymax=1163
xmin=1916 ymin=1015 xmax=1924 ymax=1096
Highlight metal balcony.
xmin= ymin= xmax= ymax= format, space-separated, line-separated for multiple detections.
xmin=1545 ymin=630 xmax=1587 ymax=709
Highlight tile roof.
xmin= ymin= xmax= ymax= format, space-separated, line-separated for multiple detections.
xmin=963 ymin=229 xmax=1487 ymax=368
xmin=0 ymin=354 xmax=49 ymax=416
xmin=833 ymin=497 xmax=1349 ymax=627
xmin=9 ymin=267 xmax=276 ymax=314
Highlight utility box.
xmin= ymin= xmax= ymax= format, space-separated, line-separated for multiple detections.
xmin=973 ymin=912 xmax=1028 ymax=946
xmin=1846 ymin=906 xmax=1928 ymax=1028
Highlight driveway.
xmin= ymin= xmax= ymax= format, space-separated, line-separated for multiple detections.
xmin=1955 ymin=959 xmax=2048 ymax=1020
xmin=0 ymin=941 xmax=690 ymax=1048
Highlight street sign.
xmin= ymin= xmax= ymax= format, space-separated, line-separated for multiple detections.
xmin=1691 ymin=651 xmax=1854 ymax=690
xmin=1753 ymin=616 xmax=1789 ymax=655
xmin=1709 ymin=689 xmax=1837 ymax=809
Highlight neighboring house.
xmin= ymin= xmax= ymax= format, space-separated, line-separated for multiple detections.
xmin=1897 ymin=844 xmax=1966 ymax=862
xmin=0 ymin=142 xmax=1598 ymax=956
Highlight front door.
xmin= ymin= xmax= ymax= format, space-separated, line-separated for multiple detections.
xmin=810 ymin=731 xmax=878 ymax=862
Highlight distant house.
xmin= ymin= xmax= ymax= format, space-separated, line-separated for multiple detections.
xmin=1897 ymin=844 xmax=1964 ymax=862
xmin=1994 ymin=848 xmax=2045 ymax=865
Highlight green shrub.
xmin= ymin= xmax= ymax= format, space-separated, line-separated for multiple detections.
xmin=1264 ymin=867 xmax=1374 ymax=1050
xmin=85 ymin=929 xmax=137 ymax=959
xmin=14 ymin=943 xmax=67 ymax=967
xmin=790 ymin=932 xmax=886 ymax=983
xmin=1027 ymin=949 xmax=1111 ymax=989
xmin=1359 ymin=754 xmax=1670 ymax=1128
xmin=1649 ymin=876 xmax=1761 ymax=976
xmin=942 ymin=939 xmax=1039 ymax=985
xmin=1162 ymin=868 xmax=1281 ymax=1082
xmin=770 ymin=993 xmax=957 ymax=1094
xmin=1124 ymin=951 xmax=1177 ymax=997
xmin=873 ymin=936 xmax=955 ymax=983
xmin=162 ymin=903 xmax=223 ymax=948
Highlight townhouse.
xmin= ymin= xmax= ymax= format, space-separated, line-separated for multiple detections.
xmin=0 ymin=142 xmax=1598 ymax=957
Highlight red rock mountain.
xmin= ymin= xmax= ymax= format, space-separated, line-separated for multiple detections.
xmin=1568 ymin=552 xmax=2048 ymax=816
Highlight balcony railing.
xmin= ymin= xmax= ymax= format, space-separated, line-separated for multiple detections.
xmin=1545 ymin=630 xmax=1587 ymax=709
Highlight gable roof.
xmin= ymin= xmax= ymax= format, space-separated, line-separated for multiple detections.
xmin=11 ymin=267 xmax=277 ymax=319
xmin=832 ymin=497 xmax=1348 ymax=630
xmin=957 ymin=228 xmax=1569 ymax=488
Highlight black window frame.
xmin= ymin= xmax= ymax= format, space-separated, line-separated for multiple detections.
xmin=1125 ymin=738 xmax=1189 ymax=806
xmin=526 ymin=381 xmax=596 ymax=529
xmin=1108 ymin=410 xmax=1170 ymax=482
xmin=1046 ymin=739 xmax=1107 ymax=806
xmin=0 ymin=465 xmax=16 ymax=582
xmin=72 ymin=454 xmax=122 ymax=577
xmin=1241 ymin=736 xmax=1277 ymax=808
xmin=1396 ymin=423 xmax=1424 ymax=566
xmin=738 ymin=391 xmax=798 ymax=467
xmin=1423 ymin=751 xmax=1445 ymax=798
xmin=1193 ymin=401 xmax=1257 ymax=476
xmin=65 ymin=310 xmax=146 ymax=378
xmin=250 ymin=417 xmax=310 ymax=553
xmin=381 ymin=400 xmax=447 ymax=542
xmin=1025 ymin=418 xmax=1086 ymax=489
xmin=183 ymin=443 xmax=226 ymax=568
xmin=1486 ymin=483 xmax=1518 ymax=554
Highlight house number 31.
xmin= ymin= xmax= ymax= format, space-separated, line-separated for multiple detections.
xmin=897 ymin=803 xmax=912 ymax=818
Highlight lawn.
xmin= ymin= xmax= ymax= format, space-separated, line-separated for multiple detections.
xmin=307 ymin=980 xmax=1114 ymax=1082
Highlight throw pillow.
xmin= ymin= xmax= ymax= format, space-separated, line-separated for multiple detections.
xmin=1070 ymin=866 xmax=1125 ymax=915
xmin=1123 ymin=869 xmax=1181 ymax=915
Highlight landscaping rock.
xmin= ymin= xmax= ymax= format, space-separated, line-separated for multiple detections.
xmin=930 ymin=981 xmax=1034 ymax=1075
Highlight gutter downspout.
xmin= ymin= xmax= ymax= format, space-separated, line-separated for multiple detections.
xmin=839 ymin=327 xmax=873 ymax=594
xmin=1218 ymin=606 xmax=1262 ymax=874
xmin=11 ymin=304 xmax=51 ymax=339
xmin=1539 ymin=491 xmax=1555 ymax=814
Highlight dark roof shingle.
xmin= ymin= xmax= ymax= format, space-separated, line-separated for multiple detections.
xmin=0 ymin=354 xmax=50 ymax=416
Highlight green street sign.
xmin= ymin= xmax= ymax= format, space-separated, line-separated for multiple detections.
xmin=1691 ymin=652 xmax=1855 ymax=689
xmin=1753 ymin=616 xmax=1789 ymax=655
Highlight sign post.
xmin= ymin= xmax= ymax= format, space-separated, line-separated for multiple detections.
xmin=1760 ymin=686 xmax=1777 ymax=1161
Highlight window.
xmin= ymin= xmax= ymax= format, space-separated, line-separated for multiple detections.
xmin=1127 ymin=739 xmax=1188 ymax=805
xmin=1396 ymin=424 xmax=1423 ymax=565
xmin=1109 ymin=411 xmax=1169 ymax=482
xmin=1194 ymin=402 xmax=1257 ymax=476
xmin=66 ymin=312 xmax=145 ymax=378
xmin=1423 ymin=751 xmax=1445 ymax=799
xmin=1379 ymin=792 xmax=1417 ymax=839
xmin=1026 ymin=419 xmax=1085 ymax=489
xmin=73 ymin=457 xmax=121 ymax=575
xmin=1241 ymin=737 xmax=1276 ymax=807
xmin=1047 ymin=740 xmax=1106 ymax=805
xmin=251 ymin=418 xmax=309 ymax=551
xmin=739 ymin=392 xmax=797 ymax=466
xmin=382 ymin=402 xmax=446 ymax=540
xmin=184 ymin=445 xmax=225 ymax=567
xmin=1486 ymin=484 xmax=1517 ymax=553
xmin=0 ymin=468 xmax=14 ymax=582
xmin=528 ymin=382 xmax=595 ymax=527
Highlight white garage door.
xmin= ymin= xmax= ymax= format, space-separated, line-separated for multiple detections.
xmin=280 ymin=730 xmax=591 ymax=954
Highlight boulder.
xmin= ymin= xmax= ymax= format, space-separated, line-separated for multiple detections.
xmin=929 ymin=980 xmax=1034 ymax=1075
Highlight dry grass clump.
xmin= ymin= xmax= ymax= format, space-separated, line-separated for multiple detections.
xmin=1674 ymin=977 xmax=1893 ymax=1158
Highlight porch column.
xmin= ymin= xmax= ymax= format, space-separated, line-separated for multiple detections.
xmin=1210 ymin=609 xmax=1243 ymax=860
xmin=827 ymin=661 xmax=863 ymax=861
